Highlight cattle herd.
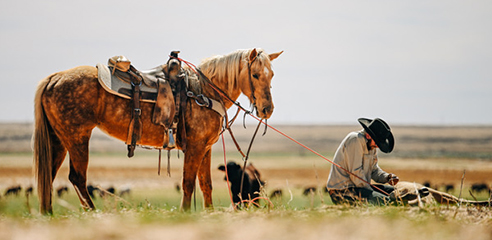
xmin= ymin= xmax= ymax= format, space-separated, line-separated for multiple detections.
xmin=1 ymin=162 xmax=491 ymax=207
xmin=0 ymin=184 xmax=130 ymax=199
xmin=217 ymin=161 xmax=492 ymax=206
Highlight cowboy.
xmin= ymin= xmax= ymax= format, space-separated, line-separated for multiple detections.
xmin=326 ymin=118 xmax=400 ymax=205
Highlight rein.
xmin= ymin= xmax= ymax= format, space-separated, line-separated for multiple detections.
xmin=174 ymin=54 xmax=389 ymax=205
xmin=173 ymin=54 xmax=269 ymax=206
xmin=171 ymin=55 xmax=261 ymax=160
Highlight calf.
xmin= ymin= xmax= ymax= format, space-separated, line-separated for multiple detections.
xmin=218 ymin=161 xmax=264 ymax=205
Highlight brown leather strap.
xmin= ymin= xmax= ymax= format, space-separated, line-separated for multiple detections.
xmin=127 ymin=79 xmax=142 ymax=158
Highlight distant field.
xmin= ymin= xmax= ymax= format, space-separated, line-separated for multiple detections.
xmin=1 ymin=122 xmax=491 ymax=191
xmin=1 ymin=122 xmax=492 ymax=158
xmin=1 ymin=123 xmax=492 ymax=240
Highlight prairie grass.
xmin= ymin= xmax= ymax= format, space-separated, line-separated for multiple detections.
xmin=1 ymin=192 xmax=491 ymax=240
xmin=1 ymin=124 xmax=492 ymax=239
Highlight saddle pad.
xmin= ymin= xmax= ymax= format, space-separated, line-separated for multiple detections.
xmin=96 ymin=63 xmax=157 ymax=103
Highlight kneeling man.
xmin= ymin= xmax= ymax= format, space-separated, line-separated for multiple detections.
xmin=327 ymin=118 xmax=400 ymax=205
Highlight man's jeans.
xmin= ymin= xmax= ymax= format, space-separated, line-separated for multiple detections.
xmin=329 ymin=184 xmax=395 ymax=206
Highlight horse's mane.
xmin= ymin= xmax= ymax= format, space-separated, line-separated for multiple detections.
xmin=198 ymin=48 xmax=271 ymax=94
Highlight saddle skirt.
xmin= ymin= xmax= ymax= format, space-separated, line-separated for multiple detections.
xmin=96 ymin=63 xmax=172 ymax=103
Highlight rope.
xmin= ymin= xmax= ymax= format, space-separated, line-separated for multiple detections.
xmin=221 ymin=133 xmax=236 ymax=209
xmin=250 ymin=118 xmax=390 ymax=196
xmin=176 ymin=56 xmax=390 ymax=197
xmin=171 ymin=56 xmax=250 ymax=113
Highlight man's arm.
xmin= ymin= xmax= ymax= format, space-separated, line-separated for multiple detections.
xmin=371 ymin=159 xmax=399 ymax=185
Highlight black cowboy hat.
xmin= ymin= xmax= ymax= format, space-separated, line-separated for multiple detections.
xmin=358 ymin=118 xmax=394 ymax=153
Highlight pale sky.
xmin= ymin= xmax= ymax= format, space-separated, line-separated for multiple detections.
xmin=1 ymin=0 xmax=491 ymax=125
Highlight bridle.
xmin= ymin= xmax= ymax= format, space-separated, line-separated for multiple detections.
xmin=171 ymin=51 xmax=271 ymax=206
xmin=247 ymin=50 xmax=262 ymax=109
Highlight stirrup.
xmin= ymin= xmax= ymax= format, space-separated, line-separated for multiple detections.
xmin=167 ymin=129 xmax=176 ymax=149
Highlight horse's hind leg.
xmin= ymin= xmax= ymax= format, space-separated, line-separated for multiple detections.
xmin=41 ymin=134 xmax=67 ymax=214
xmin=181 ymin=147 xmax=207 ymax=211
xmin=198 ymin=149 xmax=213 ymax=209
xmin=51 ymin=136 xmax=68 ymax=180
xmin=67 ymin=136 xmax=95 ymax=210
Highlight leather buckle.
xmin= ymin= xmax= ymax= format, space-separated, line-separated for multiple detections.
xmin=194 ymin=94 xmax=210 ymax=107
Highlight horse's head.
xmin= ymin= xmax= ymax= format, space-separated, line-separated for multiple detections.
xmin=240 ymin=48 xmax=283 ymax=119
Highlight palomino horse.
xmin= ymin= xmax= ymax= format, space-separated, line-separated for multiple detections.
xmin=34 ymin=48 xmax=282 ymax=214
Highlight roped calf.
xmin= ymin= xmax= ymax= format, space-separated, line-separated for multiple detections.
xmin=218 ymin=161 xmax=264 ymax=205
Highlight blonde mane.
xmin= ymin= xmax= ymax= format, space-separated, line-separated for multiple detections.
xmin=198 ymin=48 xmax=271 ymax=95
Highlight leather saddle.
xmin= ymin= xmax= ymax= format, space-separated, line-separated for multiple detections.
xmin=96 ymin=53 xmax=185 ymax=157
xmin=96 ymin=53 xmax=226 ymax=157
xmin=96 ymin=61 xmax=184 ymax=103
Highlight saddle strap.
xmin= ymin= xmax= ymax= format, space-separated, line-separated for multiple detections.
xmin=126 ymin=83 xmax=142 ymax=158
xmin=186 ymin=91 xmax=226 ymax=117
xmin=174 ymin=80 xmax=188 ymax=152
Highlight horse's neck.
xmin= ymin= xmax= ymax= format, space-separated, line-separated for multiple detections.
xmin=203 ymin=74 xmax=242 ymax=110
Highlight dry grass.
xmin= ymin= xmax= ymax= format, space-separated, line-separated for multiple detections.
xmin=1 ymin=123 xmax=492 ymax=239
xmin=0 ymin=206 xmax=491 ymax=240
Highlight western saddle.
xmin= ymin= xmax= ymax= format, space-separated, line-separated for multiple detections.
xmin=96 ymin=51 xmax=226 ymax=158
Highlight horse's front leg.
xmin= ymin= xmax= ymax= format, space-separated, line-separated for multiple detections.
xmin=180 ymin=146 xmax=206 ymax=211
xmin=198 ymin=149 xmax=213 ymax=209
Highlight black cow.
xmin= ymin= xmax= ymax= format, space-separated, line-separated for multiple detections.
xmin=56 ymin=186 xmax=69 ymax=197
xmin=101 ymin=186 xmax=116 ymax=197
xmin=444 ymin=184 xmax=454 ymax=192
xmin=270 ymin=189 xmax=283 ymax=199
xmin=87 ymin=185 xmax=98 ymax=198
xmin=303 ymin=186 xmax=317 ymax=196
xmin=25 ymin=186 xmax=33 ymax=196
xmin=218 ymin=161 xmax=264 ymax=205
xmin=119 ymin=187 xmax=131 ymax=197
xmin=471 ymin=183 xmax=489 ymax=193
xmin=4 ymin=185 xmax=22 ymax=196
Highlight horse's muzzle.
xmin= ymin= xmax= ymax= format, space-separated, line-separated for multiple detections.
xmin=256 ymin=104 xmax=274 ymax=119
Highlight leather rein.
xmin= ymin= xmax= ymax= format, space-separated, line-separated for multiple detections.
xmin=172 ymin=52 xmax=266 ymax=153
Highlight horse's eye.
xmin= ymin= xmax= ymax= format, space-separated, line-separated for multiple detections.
xmin=252 ymin=74 xmax=259 ymax=79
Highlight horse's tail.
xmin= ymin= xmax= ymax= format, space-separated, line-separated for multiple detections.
xmin=33 ymin=75 xmax=54 ymax=214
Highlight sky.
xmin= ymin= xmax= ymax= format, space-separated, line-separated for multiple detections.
xmin=1 ymin=0 xmax=491 ymax=125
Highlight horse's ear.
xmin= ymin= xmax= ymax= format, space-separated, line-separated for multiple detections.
xmin=269 ymin=51 xmax=284 ymax=61
xmin=249 ymin=48 xmax=258 ymax=63
xmin=218 ymin=165 xmax=225 ymax=171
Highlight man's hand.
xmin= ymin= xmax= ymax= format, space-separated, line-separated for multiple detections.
xmin=387 ymin=173 xmax=399 ymax=186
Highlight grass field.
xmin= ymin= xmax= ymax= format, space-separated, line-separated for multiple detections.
xmin=0 ymin=123 xmax=491 ymax=239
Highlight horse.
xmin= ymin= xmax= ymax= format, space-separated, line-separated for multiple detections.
xmin=34 ymin=48 xmax=283 ymax=214
xmin=34 ymin=63 xmax=176 ymax=214
xmin=169 ymin=48 xmax=282 ymax=211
